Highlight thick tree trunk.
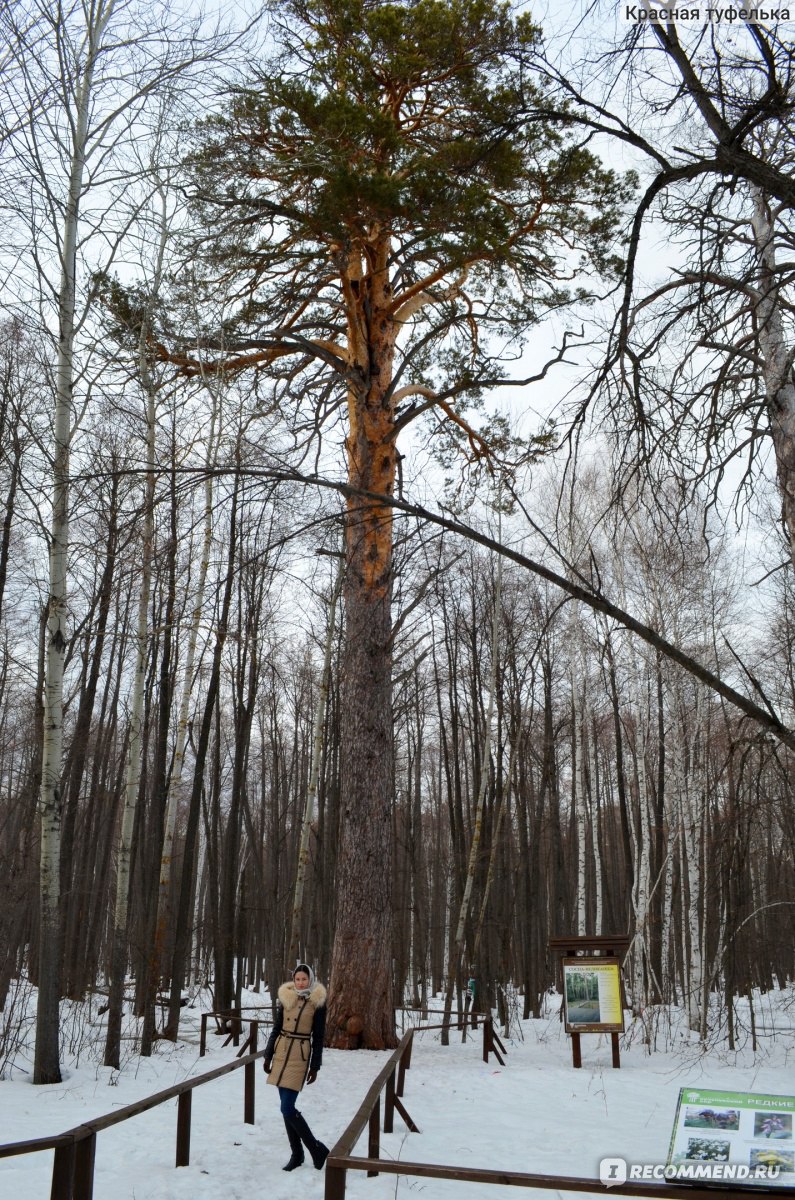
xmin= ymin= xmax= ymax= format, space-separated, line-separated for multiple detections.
xmin=327 ymin=238 xmax=398 ymax=1049
xmin=328 ymin=548 xmax=396 ymax=1048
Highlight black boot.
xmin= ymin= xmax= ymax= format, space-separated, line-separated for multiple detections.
xmin=288 ymin=1110 xmax=329 ymax=1170
xmin=282 ymin=1114 xmax=305 ymax=1170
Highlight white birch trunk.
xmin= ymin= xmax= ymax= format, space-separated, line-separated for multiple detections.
xmin=34 ymin=0 xmax=117 ymax=1086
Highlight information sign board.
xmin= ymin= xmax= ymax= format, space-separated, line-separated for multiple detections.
xmin=561 ymin=957 xmax=625 ymax=1034
xmin=668 ymin=1087 xmax=795 ymax=1187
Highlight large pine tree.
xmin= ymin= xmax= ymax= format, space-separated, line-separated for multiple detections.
xmin=177 ymin=0 xmax=630 ymax=1048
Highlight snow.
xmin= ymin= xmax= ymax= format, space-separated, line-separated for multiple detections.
xmin=1 ymin=988 xmax=794 ymax=1200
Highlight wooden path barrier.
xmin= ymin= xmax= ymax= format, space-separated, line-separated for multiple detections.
xmin=395 ymin=1006 xmax=505 ymax=1065
xmin=199 ymin=1006 xmax=273 ymax=1056
xmin=0 ymin=1021 xmax=265 ymax=1200
xmin=396 ymin=1004 xmax=480 ymax=1033
xmin=324 ymin=1029 xmax=418 ymax=1200
xmin=324 ymin=1019 xmax=794 ymax=1200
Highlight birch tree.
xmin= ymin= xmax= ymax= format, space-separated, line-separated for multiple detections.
xmin=0 ymin=0 xmax=252 ymax=1082
xmin=1 ymin=0 xmax=123 ymax=1085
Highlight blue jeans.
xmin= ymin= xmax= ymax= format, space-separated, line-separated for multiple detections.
xmin=279 ymin=1086 xmax=299 ymax=1116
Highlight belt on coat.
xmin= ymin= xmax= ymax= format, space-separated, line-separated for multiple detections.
xmin=282 ymin=1031 xmax=310 ymax=1040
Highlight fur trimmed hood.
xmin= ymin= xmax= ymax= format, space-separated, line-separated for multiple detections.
xmin=277 ymin=980 xmax=327 ymax=1011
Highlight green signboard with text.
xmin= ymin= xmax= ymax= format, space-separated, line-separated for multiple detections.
xmin=668 ymin=1087 xmax=795 ymax=1187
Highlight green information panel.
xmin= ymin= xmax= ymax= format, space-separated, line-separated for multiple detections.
xmin=668 ymin=1087 xmax=795 ymax=1187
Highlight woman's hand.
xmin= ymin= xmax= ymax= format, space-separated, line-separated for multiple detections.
xmin=306 ymin=1069 xmax=318 ymax=1084
xmin=263 ymin=1059 xmax=272 ymax=1073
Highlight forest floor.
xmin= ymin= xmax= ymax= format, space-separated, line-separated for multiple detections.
xmin=1 ymin=985 xmax=794 ymax=1199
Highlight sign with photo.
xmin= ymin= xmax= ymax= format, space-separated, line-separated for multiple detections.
xmin=561 ymin=957 xmax=625 ymax=1033
xmin=668 ymin=1087 xmax=795 ymax=1187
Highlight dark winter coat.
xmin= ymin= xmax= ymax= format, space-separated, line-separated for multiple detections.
xmin=264 ymin=980 xmax=326 ymax=1092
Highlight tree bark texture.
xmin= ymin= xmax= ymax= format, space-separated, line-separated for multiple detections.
xmin=327 ymin=235 xmax=398 ymax=1049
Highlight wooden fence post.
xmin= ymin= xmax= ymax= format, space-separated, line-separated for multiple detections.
xmin=367 ymin=1095 xmax=380 ymax=1178
xmin=244 ymin=1060 xmax=256 ymax=1125
xmin=200 ymin=1013 xmax=207 ymax=1057
xmin=397 ymin=1030 xmax=413 ymax=1098
xmin=324 ymin=1161 xmax=347 ymax=1200
xmin=72 ymin=1134 xmax=96 ymax=1200
xmin=176 ymin=1091 xmax=192 ymax=1166
xmin=50 ymin=1142 xmax=75 ymax=1200
xmin=611 ymin=1031 xmax=620 ymax=1069
xmin=384 ymin=1067 xmax=396 ymax=1134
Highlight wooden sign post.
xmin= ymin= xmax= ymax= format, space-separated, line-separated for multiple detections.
xmin=548 ymin=935 xmax=629 ymax=1070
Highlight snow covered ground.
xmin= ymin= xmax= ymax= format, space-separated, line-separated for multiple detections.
xmin=1 ymin=987 xmax=794 ymax=1200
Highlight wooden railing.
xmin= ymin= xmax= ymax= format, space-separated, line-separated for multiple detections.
xmin=396 ymin=1006 xmax=506 ymax=1065
xmin=326 ymin=1152 xmax=795 ymax=1200
xmin=0 ymin=1021 xmax=265 ymax=1200
xmin=324 ymin=1021 xmax=793 ymax=1200
xmin=395 ymin=1002 xmax=485 ymax=1045
xmin=324 ymin=1028 xmax=418 ymax=1200
xmin=199 ymin=1007 xmax=273 ymax=1056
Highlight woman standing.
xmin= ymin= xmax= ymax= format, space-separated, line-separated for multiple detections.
xmin=263 ymin=963 xmax=329 ymax=1171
